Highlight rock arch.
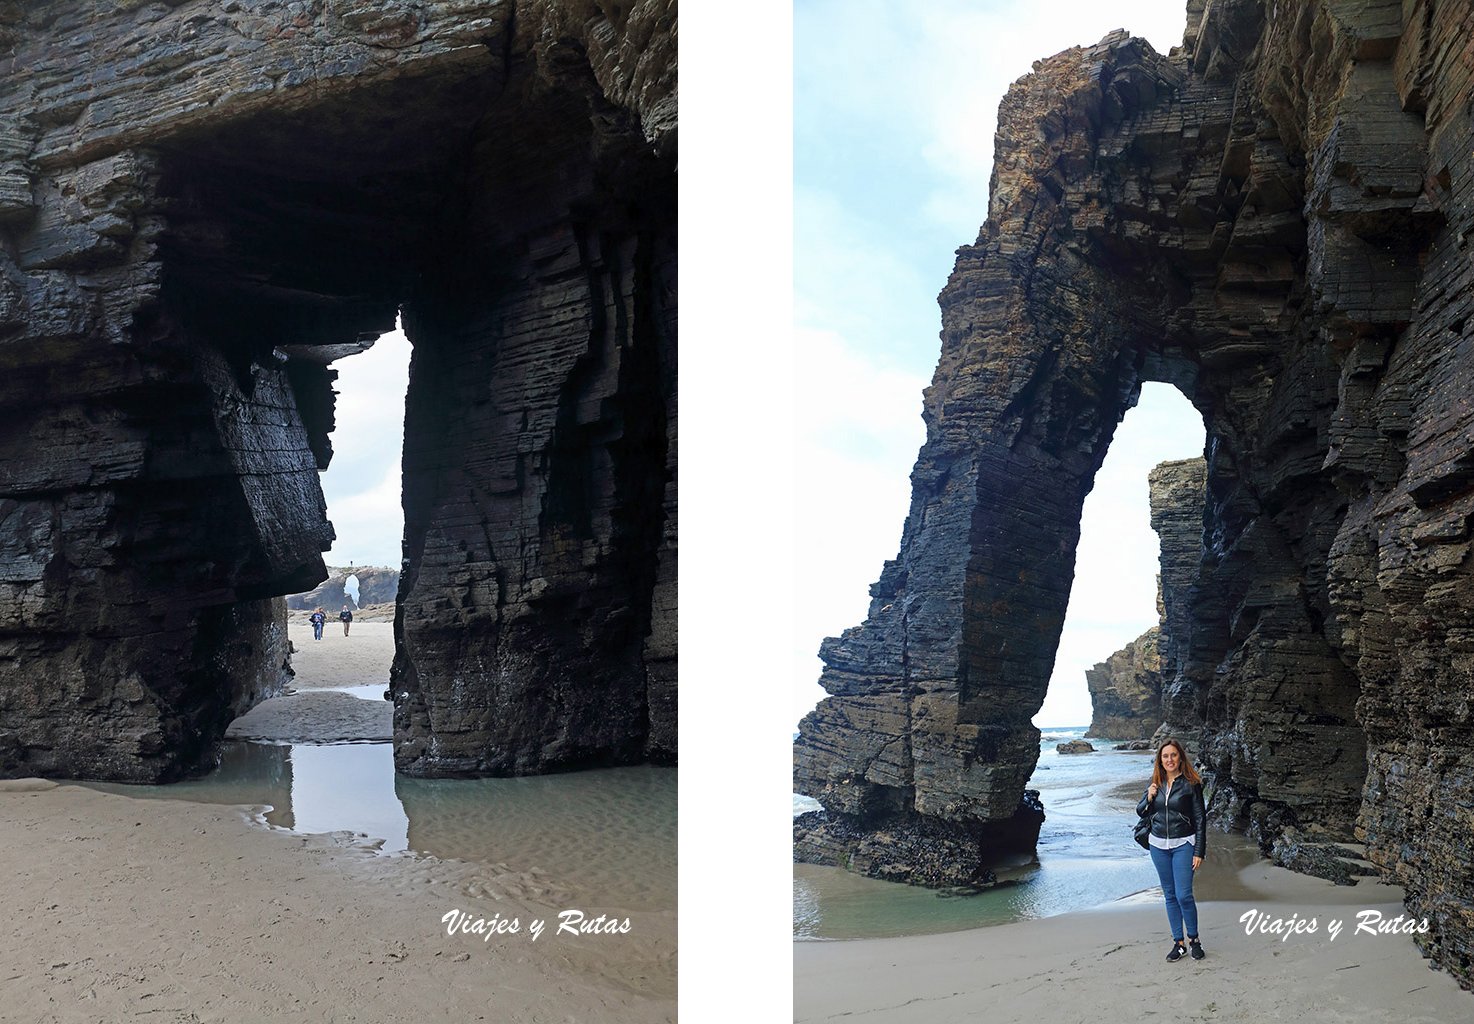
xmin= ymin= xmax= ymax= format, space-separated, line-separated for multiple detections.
xmin=796 ymin=0 xmax=1474 ymax=987
xmin=287 ymin=566 xmax=398 ymax=612
xmin=0 ymin=0 xmax=675 ymax=782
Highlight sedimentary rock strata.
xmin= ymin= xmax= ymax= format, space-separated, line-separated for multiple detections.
xmin=287 ymin=565 xmax=399 ymax=612
xmin=795 ymin=0 xmax=1474 ymax=987
xmin=1084 ymin=627 xmax=1162 ymax=740
xmin=0 ymin=0 xmax=676 ymax=782
xmin=1148 ymin=457 xmax=1207 ymax=737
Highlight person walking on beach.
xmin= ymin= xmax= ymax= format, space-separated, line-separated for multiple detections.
xmin=1137 ymin=737 xmax=1208 ymax=962
xmin=340 ymin=604 xmax=353 ymax=636
xmin=310 ymin=608 xmax=326 ymax=641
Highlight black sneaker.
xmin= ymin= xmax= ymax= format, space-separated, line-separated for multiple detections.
xmin=1166 ymin=941 xmax=1187 ymax=962
xmin=1189 ymin=939 xmax=1205 ymax=960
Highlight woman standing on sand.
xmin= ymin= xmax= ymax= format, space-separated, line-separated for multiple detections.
xmin=1137 ymin=737 xmax=1208 ymax=962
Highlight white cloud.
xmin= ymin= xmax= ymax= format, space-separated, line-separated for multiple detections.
xmin=793 ymin=187 xmax=941 ymax=364
xmin=324 ymin=459 xmax=404 ymax=571
xmin=320 ymin=325 xmax=411 ymax=569
xmin=794 ymin=327 xmax=928 ymax=726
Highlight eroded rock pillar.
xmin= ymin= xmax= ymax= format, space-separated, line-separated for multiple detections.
xmin=0 ymin=152 xmax=325 ymax=780
xmin=795 ymin=37 xmax=1171 ymax=885
xmin=391 ymin=54 xmax=677 ymax=778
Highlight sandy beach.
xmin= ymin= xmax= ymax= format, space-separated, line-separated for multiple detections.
xmin=285 ymin=619 xmax=397 ymax=691
xmin=220 ymin=620 xmax=398 ymax=743
xmin=1 ymin=614 xmax=674 ymax=1021
xmin=1 ymin=780 xmax=674 ymax=1023
xmin=795 ymin=858 xmax=1470 ymax=1023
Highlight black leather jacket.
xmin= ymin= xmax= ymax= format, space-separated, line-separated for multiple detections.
xmin=1136 ymin=777 xmax=1207 ymax=853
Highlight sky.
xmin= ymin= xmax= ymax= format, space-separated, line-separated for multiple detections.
xmin=316 ymin=322 xmax=411 ymax=571
xmin=793 ymin=0 xmax=1204 ymax=731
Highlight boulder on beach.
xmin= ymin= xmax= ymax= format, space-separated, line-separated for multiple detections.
xmin=1056 ymin=740 xmax=1094 ymax=755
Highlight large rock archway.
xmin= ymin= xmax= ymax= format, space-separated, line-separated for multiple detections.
xmin=0 ymin=0 xmax=675 ymax=782
xmin=795 ymin=0 xmax=1474 ymax=987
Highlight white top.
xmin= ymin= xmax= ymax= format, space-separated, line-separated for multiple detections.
xmin=1148 ymin=833 xmax=1195 ymax=851
xmin=1147 ymin=777 xmax=1196 ymax=850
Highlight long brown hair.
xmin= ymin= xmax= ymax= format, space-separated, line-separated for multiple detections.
xmin=1151 ymin=737 xmax=1202 ymax=787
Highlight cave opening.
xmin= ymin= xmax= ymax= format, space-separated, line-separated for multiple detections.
xmin=148 ymin=60 xmax=675 ymax=778
xmin=137 ymin=69 xmax=486 ymax=777
xmin=0 ymin=44 xmax=675 ymax=785
xmin=1036 ymin=381 xmax=1206 ymax=736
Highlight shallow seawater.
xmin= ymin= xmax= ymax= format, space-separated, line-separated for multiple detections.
xmin=83 ymin=740 xmax=676 ymax=913
xmin=794 ymin=726 xmax=1263 ymax=939
xmin=312 ymin=683 xmax=386 ymax=700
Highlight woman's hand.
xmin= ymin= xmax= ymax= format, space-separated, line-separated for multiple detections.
xmin=1192 ymin=856 xmax=1202 ymax=871
xmin=1148 ymin=783 xmax=1158 ymax=799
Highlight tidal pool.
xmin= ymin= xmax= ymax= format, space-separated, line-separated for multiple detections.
xmin=84 ymin=739 xmax=676 ymax=913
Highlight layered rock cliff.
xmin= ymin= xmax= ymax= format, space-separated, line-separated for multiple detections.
xmin=287 ymin=565 xmax=399 ymax=611
xmin=1083 ymin=626 xmax=1161 ymax=739
xmin=794 ymin=0 xmax=1474 ymax=988
xmin=0 ymin=0 xmax=676 ymax=781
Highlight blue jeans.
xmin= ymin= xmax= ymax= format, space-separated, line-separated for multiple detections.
xmin=1149 ymin=842 xmax=1199 ymax=941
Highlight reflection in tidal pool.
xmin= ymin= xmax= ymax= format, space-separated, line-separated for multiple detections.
xmin=83 ymin=740 xmax=675 ymax=912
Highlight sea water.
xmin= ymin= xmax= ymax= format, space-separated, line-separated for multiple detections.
xmin=83 ymin=738 xmax=676 ymax=913
xmin=793 ymin=726 xmax=1258 ymax=939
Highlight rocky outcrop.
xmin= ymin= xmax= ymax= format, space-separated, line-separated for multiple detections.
xmin=1055 ymin=739 xmax=1094 ymax=754
xmin=793 ymin=791 xmax=1043 ymax=889
xmin=0 ymin=1 xmax=676 ymax=782
xmin=1084 ymin=627 xmax=1162 ymax=740
xmin=1269 ymin=828 xmax=1379 ymax=888
xmin=287 ymin=566 xmax=399 ymax=612
xmin=1085 ymin=457 xmax=1206 ymax=739
xmin=794 ymin=0 xmax=1474 ymax=987
xmin=1148 ymin=458 xmax=1208 ymax=737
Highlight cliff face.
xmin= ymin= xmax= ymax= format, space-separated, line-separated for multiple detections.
xmin=1148 ymin=457 xmax=1208 ymax=736
xmin=794 ymin=0 xmax=1474 ymax=987
xmin=286 ymin=566 xmax=399 ymax=611
xmin=0 ymin=0 xmax=676 ymax=781
xmin=1083 ymin=626 xmax=1161 ymax=740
